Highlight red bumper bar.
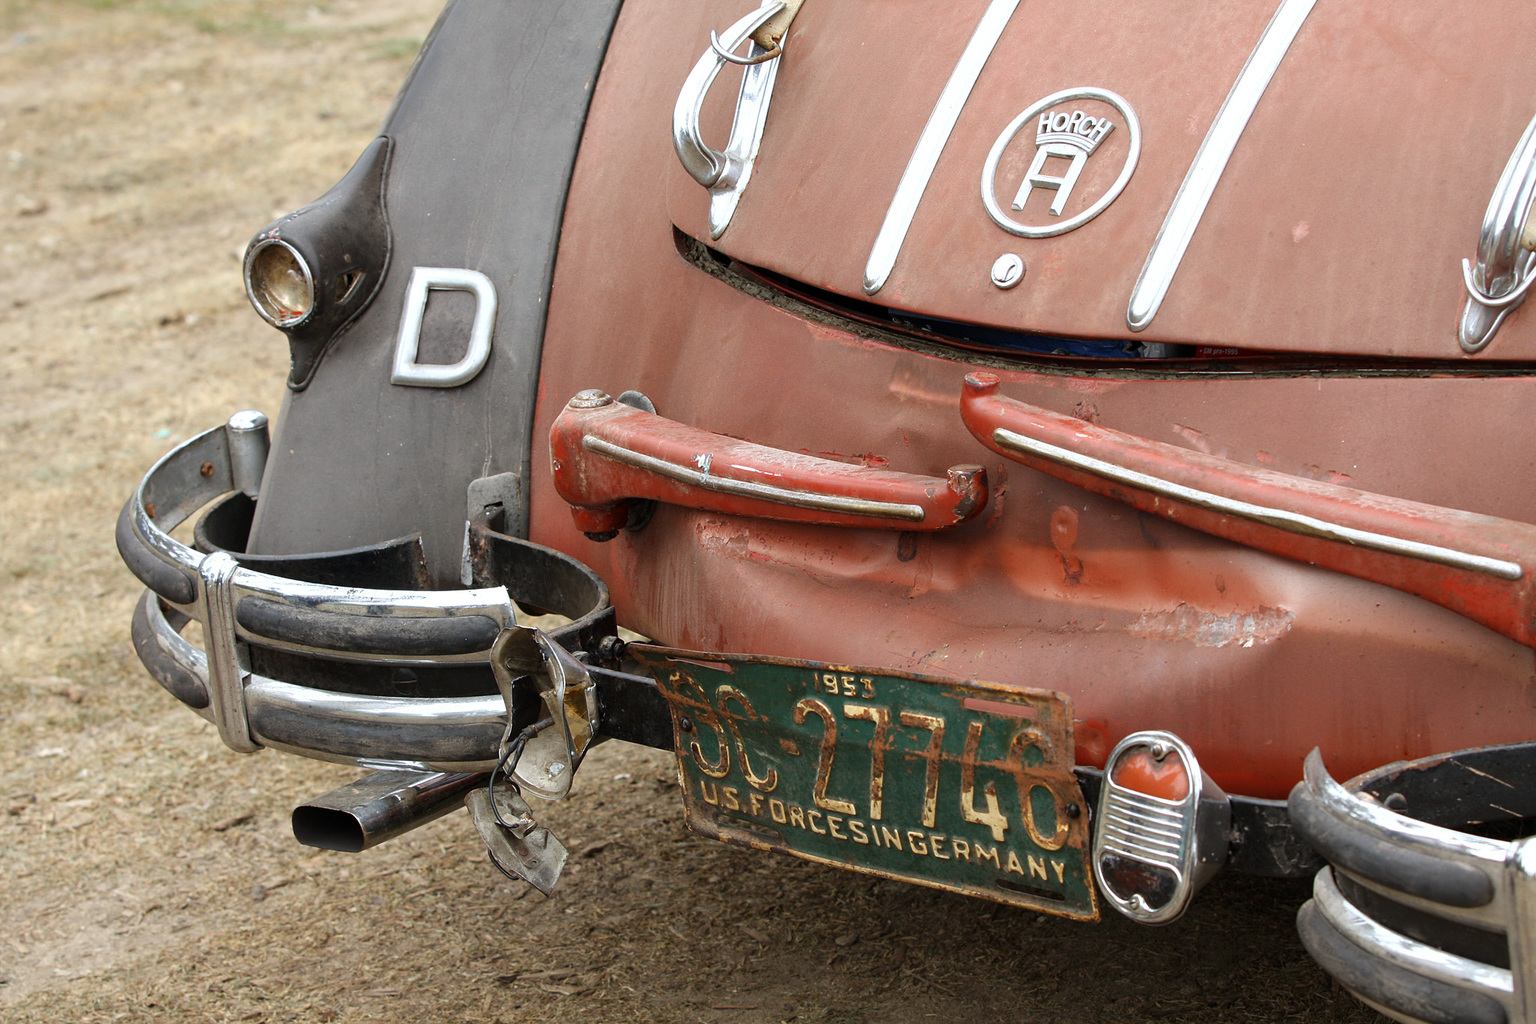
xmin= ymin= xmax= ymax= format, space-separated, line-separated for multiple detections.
xmin=960 ymin=372 xmax=1536 ymax=648
xmin=551 ymin=390 xmax=986 ymax=537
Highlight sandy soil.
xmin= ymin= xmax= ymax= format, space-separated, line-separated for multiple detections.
xmin=0 ymin=1 xmax=1383 ymax=1021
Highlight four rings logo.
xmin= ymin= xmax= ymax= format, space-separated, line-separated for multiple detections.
xmin=981 ymin=87 xmax=1141 ymax=239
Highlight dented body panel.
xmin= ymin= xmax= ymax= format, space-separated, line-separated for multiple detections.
xmin=113 ymin=0 xmax=1536 ymax=1008
xmin=524 ymin=0 xmax=1536 ymax=799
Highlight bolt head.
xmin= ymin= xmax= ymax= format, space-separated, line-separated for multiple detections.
xmin=568 ymin=389 xmax=613 ymax=409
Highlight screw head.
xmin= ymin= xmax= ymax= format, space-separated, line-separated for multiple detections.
xmin=990 ymin=253 xmax=1025 ymax=289
xmin=679 ymin=715 xmax=694 ymax=733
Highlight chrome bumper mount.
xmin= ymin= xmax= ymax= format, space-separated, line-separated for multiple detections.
xmin=118 ymin=414 xmax=671 ymax=773
xmin=1291 ymin=746 xmax=1536 ymax=1024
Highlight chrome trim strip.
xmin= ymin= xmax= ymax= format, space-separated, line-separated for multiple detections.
xmin=1506 ymin=838 xmax=1536 ymax=1024
xmin=200 ymin=550 xmax=258 ymax=753
xmin=582 ymin=435 xmax=928 ymax=522
xmin=862 ymin=0 xmax=1021 ymax=295
xmin=992 ymin=427 xmax=1526 ymax=581
xmin=129 ymin=416 xmax=519 ymax=666
xmin=145 ymin=598 xmax=503 ymax=771
xmin=1125 ymin=0 xmax=1316 ymax=331
xmin=1313 ymin=868 xmax=1515 ymax=1005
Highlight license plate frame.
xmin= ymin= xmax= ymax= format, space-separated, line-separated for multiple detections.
xmin=630 ymin=645 xmax=1098 ymax=921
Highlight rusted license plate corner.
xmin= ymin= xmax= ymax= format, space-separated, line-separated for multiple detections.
xmin=630 ymin=645 xmax=1098 ymax=922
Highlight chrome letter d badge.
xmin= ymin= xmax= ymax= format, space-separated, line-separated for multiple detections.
xmin=982 ymin=87 xmax=1140 ymax=238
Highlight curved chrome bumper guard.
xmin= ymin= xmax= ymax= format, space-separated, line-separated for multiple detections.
xmin=118 ymin=414 xmax=617 ymax=772
xmin=1290 ymin=749 xmax=1536 ymax=1024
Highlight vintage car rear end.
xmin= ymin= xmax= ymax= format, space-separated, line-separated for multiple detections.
xmin=117 ymin=1 xmax=1536 ymax=1019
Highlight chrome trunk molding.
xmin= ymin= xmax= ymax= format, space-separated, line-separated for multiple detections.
xmin=1125 ymin=0 xmax=1317 ymax=332
xmin=862 ymin=0 xmax=1021 ymax=296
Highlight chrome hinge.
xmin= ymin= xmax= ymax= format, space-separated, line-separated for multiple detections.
xmin=672 ymin=2 xmax=794 ymax=239
xmin=1460 ymin=111 xmax=1536 ymax=353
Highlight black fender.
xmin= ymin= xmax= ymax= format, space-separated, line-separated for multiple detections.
xmin=247 ymin=0 xmax=625 ymax=586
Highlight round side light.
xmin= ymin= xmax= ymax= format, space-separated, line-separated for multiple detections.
xmin=244 ymin=239 xmax=315 ymax=328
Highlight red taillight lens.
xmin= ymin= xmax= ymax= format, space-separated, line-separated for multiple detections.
xmin=1110 ymin=746 xmax=1190 ymax=801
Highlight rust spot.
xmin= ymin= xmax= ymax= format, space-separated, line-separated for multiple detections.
xmin=1070 ymin=401 xmax=1099 ymax=424
xmin=144 ymin=502 xmax=156 ymax=519
xmin=1050 ymin=505 xmax=1083 ymax=585
xmin=199 ymin=461 xmax=215 ymax=477
xmin=1128 ymin=604 xmax=1294 ymax=648
xmin=984 ymin=464 xmax=1008 ymax=529
xmin=945 ymin=464 xmax=986 ymax=522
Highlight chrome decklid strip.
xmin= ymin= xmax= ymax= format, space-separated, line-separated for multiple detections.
xmin=1125 ymin=0 xmax=1317 ymax=332
xmin=862 ymin=0 xmax=1020 ymax=296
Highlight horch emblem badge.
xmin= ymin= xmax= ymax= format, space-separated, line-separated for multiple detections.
xmin=981 ymin=87 xmax=1141 ymax=239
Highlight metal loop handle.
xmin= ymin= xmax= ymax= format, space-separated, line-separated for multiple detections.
xmin=709 ymin=29 xmax=783 ymax=65
xmin=1460 ymin=110 xmax=1536 ymax=352
xmin=1462 ymin=257 xmax=1536 ymax=310
xmin=672 ymin=3 xmax=784 ymax=188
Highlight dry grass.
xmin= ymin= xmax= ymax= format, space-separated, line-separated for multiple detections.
xmin=0 ymin=1 xmax=1385 ymax=1020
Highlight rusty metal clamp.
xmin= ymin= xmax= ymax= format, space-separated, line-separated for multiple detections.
xmin=489 ymin=625 xmax=599 ymax=801
xmin=466 ymin=782 xmax=568 ymax=896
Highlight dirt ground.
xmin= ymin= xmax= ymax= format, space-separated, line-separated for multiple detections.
xmin=0 ymin=1 xmax=1385 ymax=1021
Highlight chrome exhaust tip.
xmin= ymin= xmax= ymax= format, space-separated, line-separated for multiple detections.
xmin=292 ymin=770 xmax=485 ymax=852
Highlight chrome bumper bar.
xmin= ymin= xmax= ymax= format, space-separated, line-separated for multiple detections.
xmin=118 ymin=414 xmax=642 ymax=772
xmin=1291 ymin=748 xmax=1536 ymax=1024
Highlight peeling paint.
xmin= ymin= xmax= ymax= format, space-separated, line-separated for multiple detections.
xmin=1171 ymin=423 xmax=1228 ymax=458
xmin=1128 ymin=604 xmax=1294 ymax=648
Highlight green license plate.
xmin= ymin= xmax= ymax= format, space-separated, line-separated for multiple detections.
xmin=630 ymin=646 xmax=1098 ymax=921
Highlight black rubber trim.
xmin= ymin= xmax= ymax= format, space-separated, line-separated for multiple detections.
xmin=236 ymin=598 xmax=502 ymax=657
xmin=1298 ymin=898 xmax=1506 ymax=1024
xmin=467 ymin=517 xmax=613 ymax=655
xmin=1335 ymin=871 xmax=1510 ymax=970
xmin=1290 ymin=781 xmax=1496 ymax=908
xmin=116 ymin=500 xmax=197 ymax=606
xmin=131 ymin=592 xmax=208 ymax=709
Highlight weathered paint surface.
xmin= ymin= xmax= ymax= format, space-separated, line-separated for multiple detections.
xmin=530 ymin=0 xmax=1536 ymax=798
xmin=669 ymin=0 xmax=1536 ymax=360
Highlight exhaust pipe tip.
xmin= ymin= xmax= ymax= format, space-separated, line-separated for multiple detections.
xmin=292 ymin=770 xmax=485 ymax=852
xmin=292 ymin=805 xmax=370 ymax=852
